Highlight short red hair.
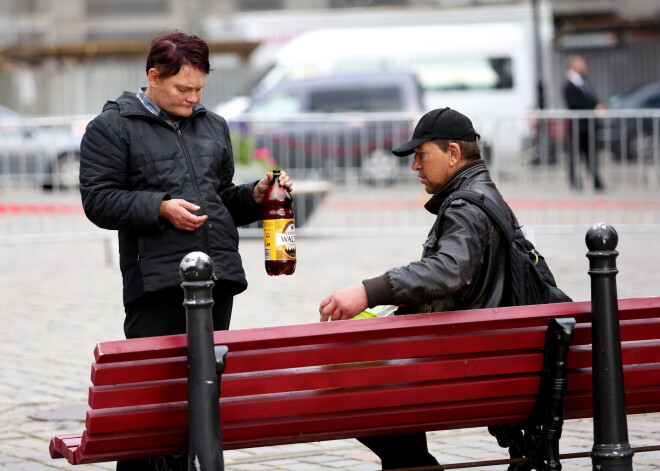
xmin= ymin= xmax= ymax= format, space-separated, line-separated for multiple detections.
xmin=146 ymin=31 xmax=210 ymax=78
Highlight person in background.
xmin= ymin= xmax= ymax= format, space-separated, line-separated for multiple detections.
xmin=319 ymin=107 xmax=514 ymax=469
xmin=79 ymin=30 xmax=292 ymax=471
xmin=563 ymin=54 xmax=607 ymax=191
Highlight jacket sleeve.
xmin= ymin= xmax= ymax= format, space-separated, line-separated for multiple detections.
xmin=214 ymin=116 xmax=263 ymax=227
xmin=79 ymin=115 xmax=167 ymax=232
xmin=363 ymin=201 xmax=492 ymax=307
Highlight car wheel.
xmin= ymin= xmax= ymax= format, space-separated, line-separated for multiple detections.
xmin=43 ymin=152 xmax=81 ymax=190
xmin=628 ymin=131 xmax=655 ymax=162
xmin=361 ymin=148 xmax=399 ymax=186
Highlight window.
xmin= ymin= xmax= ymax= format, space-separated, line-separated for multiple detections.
xmin=410 ymin=57 xmax=513 ymax=92
xmin=309 ymin=87 xmax=402 ymax=112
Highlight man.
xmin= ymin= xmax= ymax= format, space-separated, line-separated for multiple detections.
xmin=319 ymin=107 xmax=512 ymax=469
xmin=80 ymin=31 xmax=292 ymax=470
xmin=563 ymin=54 xmax=607 ymax=191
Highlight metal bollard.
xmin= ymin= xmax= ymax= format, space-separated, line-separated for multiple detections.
xmin=585 ymin=224 xmax=633 ymax=471
xmin=180 ymin=252 xmax=224 ymax=471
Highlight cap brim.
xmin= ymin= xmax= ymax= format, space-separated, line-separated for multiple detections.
xmin=392 ymin=138 xmax=431 ymax=157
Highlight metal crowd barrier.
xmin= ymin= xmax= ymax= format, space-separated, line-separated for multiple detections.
xmin=1 ymin=110 xmax=659 ymax=246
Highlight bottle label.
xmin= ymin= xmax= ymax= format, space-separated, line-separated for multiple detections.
xmin=263 ymin=219 xmax=296 ymax=261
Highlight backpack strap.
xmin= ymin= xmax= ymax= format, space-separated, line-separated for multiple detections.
xmin=443 ymin=189 xmax=518 ymax=245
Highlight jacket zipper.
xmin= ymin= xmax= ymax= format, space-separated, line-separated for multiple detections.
xmin=173 ymin=121 xmax=209 ymax=253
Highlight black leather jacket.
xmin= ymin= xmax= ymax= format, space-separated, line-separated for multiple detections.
xmin=363 ymin=160 xmax=509 ymax=314
xmin=80 ymin=92 xmax=262 ymax=305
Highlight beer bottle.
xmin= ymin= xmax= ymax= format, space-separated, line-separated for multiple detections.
xmin=263 ymin=169 xmax=296 ymax=276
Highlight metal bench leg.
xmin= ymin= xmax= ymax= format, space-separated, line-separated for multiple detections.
xmin=538 ymin=317 xmax=575 ymax=471
xmin=489 ymin=317 xmax=575 ymax=471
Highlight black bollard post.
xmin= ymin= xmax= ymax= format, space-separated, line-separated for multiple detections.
xmin=585 ymin=224 xmax=633 ymax=471
xmin=180 ymin=252 xmax=224 ymax=471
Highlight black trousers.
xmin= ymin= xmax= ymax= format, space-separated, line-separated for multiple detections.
xmin=123 ymin=285 xmax=233 ymax=339
xmin=568 ymin=125 xmax=604 ymax=190
xmin=358 ymin=432 xmax=440 ymax=470
xmin=117 ymin=285 xmax=233 ymax=471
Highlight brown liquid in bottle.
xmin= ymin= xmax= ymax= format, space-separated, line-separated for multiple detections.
xmin=263 ymin=169 xmax=296 ymax=276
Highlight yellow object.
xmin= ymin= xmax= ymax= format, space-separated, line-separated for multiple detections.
xmin=352 ymin=305 xmax=398 ymax=319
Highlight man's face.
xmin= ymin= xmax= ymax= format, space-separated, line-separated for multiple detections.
xmin=411 ymin=141 xmax=454 ymax=194
xmin=147 ymin=64 xmax=206 ymax=119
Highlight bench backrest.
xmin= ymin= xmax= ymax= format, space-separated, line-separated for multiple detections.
xmin=54 ymin=297 xmax=660 ymax=464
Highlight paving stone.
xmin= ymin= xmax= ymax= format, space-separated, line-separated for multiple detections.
xmin=322 ymin=458 xmax=368 ymax=468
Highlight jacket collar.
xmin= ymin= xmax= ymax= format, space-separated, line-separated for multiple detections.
xmin=424 ymin=159 xmax=488 ymax=214
xmin=104 ymin=91 xmax=206 ymax=123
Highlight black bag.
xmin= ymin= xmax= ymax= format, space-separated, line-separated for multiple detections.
xmin=442 ymin=190 xmax=572 ymax=306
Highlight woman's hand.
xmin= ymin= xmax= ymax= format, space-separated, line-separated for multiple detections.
xmin=253 ymin=171 xmax=293 ymax=204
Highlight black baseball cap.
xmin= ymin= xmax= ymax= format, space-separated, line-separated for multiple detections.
xmin=392 ymin=107 xmax=478 ymax=157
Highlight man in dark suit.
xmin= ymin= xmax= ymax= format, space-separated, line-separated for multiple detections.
xmin=563 ymin=55 xmax=607 ymax=191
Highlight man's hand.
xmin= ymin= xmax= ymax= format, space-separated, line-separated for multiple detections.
xmin=319 ymin=284 xmax=369 ymax=322
xmin=159 ymin=199 xmax=208 ymax=231
xmin=253 ymin=171 xmax=293 ymax=204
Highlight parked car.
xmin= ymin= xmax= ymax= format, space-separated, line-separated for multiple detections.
xmin=0 ymin=105 xmax=84 ymax=189
xmin=228 ymin=72 xmax=424 ymax=184
xmin=600 ymin=80 xmax=660 ymax=161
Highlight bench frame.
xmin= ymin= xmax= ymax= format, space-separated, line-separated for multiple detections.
xmin=49 ymin=224 xmax=659 ymax=471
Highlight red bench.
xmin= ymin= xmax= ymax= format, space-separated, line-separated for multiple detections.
xmin=49 ymin=296 xmax=660 ymax=468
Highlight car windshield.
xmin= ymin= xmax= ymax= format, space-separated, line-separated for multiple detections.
xmin=309 ymin=87 xmax=403 ymax=112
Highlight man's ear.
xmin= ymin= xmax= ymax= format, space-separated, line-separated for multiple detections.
xmin=448 ymin=142 xmax=462 ymax=165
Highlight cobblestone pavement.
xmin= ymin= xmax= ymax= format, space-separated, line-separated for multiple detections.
xmin=1 ymin=193 xmax=660 ymax=469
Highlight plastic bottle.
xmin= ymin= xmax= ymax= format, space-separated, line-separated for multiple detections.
xmin=263 ymin=169 xmax=296 ymax=276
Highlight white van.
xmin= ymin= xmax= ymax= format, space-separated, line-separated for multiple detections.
xmin=247 ymin=4 xmax=552 ymax=163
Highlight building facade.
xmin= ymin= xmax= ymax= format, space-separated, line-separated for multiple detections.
xmin=0 ymin=0 xmax=658 ymax=114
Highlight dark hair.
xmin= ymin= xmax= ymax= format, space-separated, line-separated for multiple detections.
xmin=434 ymin=138 xmax=482 ymax=161
xmin=146 ymin=31 xmax=210 ymax=78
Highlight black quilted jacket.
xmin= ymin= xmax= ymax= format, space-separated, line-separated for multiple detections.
xmin=80 ymin=91 xmax=262 ymax=305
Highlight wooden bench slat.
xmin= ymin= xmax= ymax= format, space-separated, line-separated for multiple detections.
xmin=86 ymin=362 xmax=659 ymax=435
xmin=92 ymin=298 xmax=660 ymax=365
xmin=94 ymin=301 xmax=600 ymax=364
xmin=53 ymin=379 xmax=660 ymax=466
xmin=91 ymin=325 xmax=550 ymax=385
xmin=91 ymin=356 xmax=187 ymax=386
xmin=49 ymin=433 xmax=81 ymax=459
xmin=89 ymin=350 xmax=546 ymax=408
xmin=75 ymin=395 xmax=541 ymax=459
xmin=87 ymin=337 xmax=660 ymax=410
xmin=86 ymin=374 xmax=546 ymax=434
xmin=571 ymin=317 xmax=660 ymax=345
xmin=60 ymin=384 xmax=660 ymax=465
xmin=564 ymin=384 xmax=660 ymax=419
xmin=80 ymin=427 xmax=185 ymax=455
xmin=570 ymin=340 xmax=660 ymax=368
xmin=89 ymin=316 xmax=660 ymax=390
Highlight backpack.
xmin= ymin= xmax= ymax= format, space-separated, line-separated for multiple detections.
xmin=440 ymin=189 xmax=572 ymax=306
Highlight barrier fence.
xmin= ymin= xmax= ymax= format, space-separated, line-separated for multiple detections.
xmin=1 ymin=109 xmax=659 ymax=246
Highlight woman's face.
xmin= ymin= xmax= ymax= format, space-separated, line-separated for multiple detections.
xmin=146 ymin=64 xmax=206 ymax=120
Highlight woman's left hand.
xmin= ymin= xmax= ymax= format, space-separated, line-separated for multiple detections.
xmin=253 ymin=171 xmax=293 ymax=204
